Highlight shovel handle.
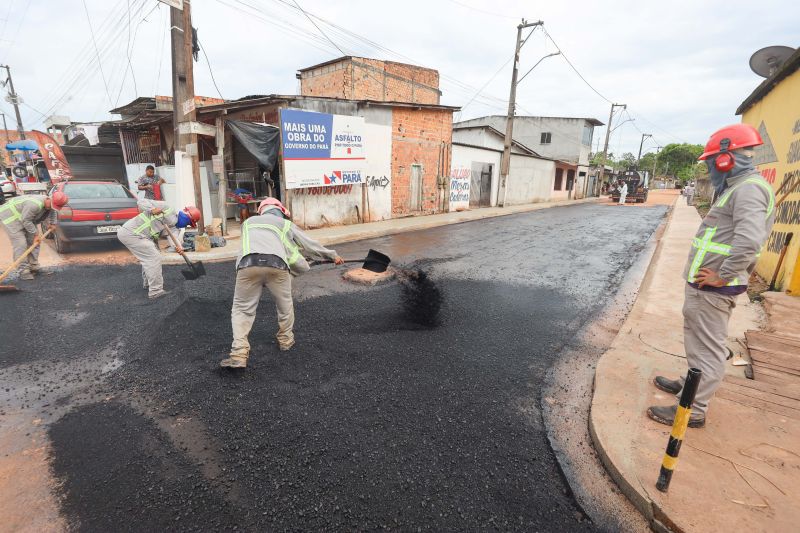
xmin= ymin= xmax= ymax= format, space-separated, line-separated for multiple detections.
xmin=310 ymin=258 xmax=364 ymax=266
xmin=0 ymin=228 xmax=54 ymax=284
xmin=161 ymin=227 xmax=195 ymax=268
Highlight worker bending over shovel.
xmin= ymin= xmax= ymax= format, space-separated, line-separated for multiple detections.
xmin=0 ymin=191 xmax=68 ymax=280
xmin=117 ymin=199 xmax=201 ymax=299
xmin=220 ymin=198 xmax=343 ymax=369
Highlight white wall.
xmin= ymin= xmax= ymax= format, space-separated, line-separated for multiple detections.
xmin=504 ymin=155 xmax=556 ymax=205
xmin=450 ymin=144 xmax=501 ymax=209
xmin=126 ymin=160 xmax=218 ymax=220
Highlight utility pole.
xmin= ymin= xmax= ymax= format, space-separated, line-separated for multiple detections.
xmin=0 ymin=65 xmax=26 ymax=140
xmin=498 ymin=19 xmax=543 ymax=207
xmin=637 ymin=133 xmax=652 ymax=166
xmin=170 ymin=0 xmax=205 ymax=234
xmin=1 ymin=113 xmax=10 ymax=144
xmin=596 ymin=103 xmax=626 ymax=196
xmin=652 ymin=146 xmax=662 ymax=183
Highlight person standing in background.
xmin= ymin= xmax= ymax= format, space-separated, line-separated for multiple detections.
xmin=137 ymin=165 xmax=166 ymax=201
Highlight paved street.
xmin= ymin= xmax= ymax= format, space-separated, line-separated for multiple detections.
xmin=1 ymin=203 xmax=667 ymax=531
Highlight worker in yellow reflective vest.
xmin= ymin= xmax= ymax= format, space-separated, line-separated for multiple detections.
xmin=220 ymin=198 xmax=343 ymax=369
xmin=117 ymin=199 xmax=200 ymax=299
xmin=648 ymin=124 xmax=776 ymax=428
xmin=0 ymin=191 xmax=69 ymax=280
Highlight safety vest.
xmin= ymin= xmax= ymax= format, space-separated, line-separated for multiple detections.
xmin=0 ymin=196 xmax=44 ymax=225
xmin=241 ymin=218 xmax=301 ymax=266
xmin=132 ymin=207 xmax=173 ymax=238
xmin=686 ymin=177 xmax=775 ymax=285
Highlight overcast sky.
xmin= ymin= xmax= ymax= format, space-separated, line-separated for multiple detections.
xmin=0 ymin=0 xmax=796 ymax=156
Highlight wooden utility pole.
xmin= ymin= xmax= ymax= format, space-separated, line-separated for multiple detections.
xmin=498 ymin=19 xmax=542 ymax=207
xmin=0 ymin=65 xmax=26 ymax=140
xmin=596 ymin=103 xmax=626 ymax=194
xmin=637 ymin=133 xmax=652 ymax=166
xmin=170 ymin=0 xmax=205 ymax=234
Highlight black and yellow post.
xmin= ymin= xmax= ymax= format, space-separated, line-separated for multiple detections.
xmin=656 ymin=367 xmax=702 ymax=492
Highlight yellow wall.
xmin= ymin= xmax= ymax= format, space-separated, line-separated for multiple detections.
xmin=741 ymin=67 xmax=800 ymax=294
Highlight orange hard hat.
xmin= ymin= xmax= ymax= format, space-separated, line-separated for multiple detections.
xmin=258 ymin=197 xmax=290 ymax=217
xmin=51 ymin=191 xmax=69 ymax=208
xmin=183 ymin=206 xmax=201 ymax=227
xmin=699 ymin=123 xmax=763 ymax=161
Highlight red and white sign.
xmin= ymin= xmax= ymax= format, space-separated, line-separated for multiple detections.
xmin=29 ymin=130 xmax=73 ymax=183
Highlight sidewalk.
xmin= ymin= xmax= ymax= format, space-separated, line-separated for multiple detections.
xmin=590 ymin=196 xmax=800 ymax=531
xmin=162 ymin=197 xmax=599 ymax=264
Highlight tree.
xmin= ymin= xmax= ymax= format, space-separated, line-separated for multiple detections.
xmin=639 ymin=143 xmax=704 ymax=182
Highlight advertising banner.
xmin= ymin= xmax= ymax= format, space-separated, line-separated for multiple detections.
xmin=28 ymin=130 xmax=73 ymax=183
xmin=449 ymin=167 xmax=471 ymax=211
xmin=280 ymin=108 xmax=366 ymax=189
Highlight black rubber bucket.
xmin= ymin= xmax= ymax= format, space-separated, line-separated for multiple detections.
xmin=362 ymin=249 xmax=391 ymax=273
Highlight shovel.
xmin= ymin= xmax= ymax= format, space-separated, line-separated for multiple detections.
xmin=0 ymin=228 xmax=54 ymax=292
xmin=164 ymin=228 xmax=206 ymax=280
xmin=311 ymin=249 xmax=391 ymax=273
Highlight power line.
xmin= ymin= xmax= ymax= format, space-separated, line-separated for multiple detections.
xmin=291 ymin=0 xmax=348 ymax=56
xmin=82 ymin=0 xmax=114 ymax=109
xmin=198 ymin=39 xmax=225 ymax=100
xmin=542 ymin=27 xmax=612 ymax=104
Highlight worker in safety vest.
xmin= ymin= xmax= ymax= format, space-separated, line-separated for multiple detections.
xmin=117 ymin=199 xmax=201 ymax=299
xmin=648 ymin=124 xmax=775 ymax=428
xmin=220 ymin=197 xmax=343 ymax=369
xmin=0 ymin=192 xmax=69 ymax=280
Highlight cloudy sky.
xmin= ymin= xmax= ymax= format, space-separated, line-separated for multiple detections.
xmin=0 ymin=0 xmax=796 ymax=156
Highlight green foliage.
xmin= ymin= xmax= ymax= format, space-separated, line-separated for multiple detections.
xmin=639 ymin=143 xmax=704 ymax=182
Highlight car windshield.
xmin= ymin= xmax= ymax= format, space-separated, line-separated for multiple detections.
xmin=64 ymin=183 xmax=133 ymax=199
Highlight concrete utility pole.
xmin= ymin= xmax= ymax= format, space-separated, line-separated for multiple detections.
xmin=652 ymin=146 xmax=662 ymax=182
xmin=498 ymin=19 xmax=543 ymax=207
xmin=170 ymin=0 xmax=205 ymax=234
xmin=637 ymin=133 xmax=652 ymax=166
xmin=1 ymin=113 xmax=10 ymax=144
xmin=596 ymin=103 xmax=626 ymax=195
xmin=0 ymin=65 xmax=26 ymax=140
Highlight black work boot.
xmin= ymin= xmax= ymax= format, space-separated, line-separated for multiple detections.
xmin=647 ymin=404 xmax=705 ymax=428
xmin=653 ymin=376 xmax=682 ymax=395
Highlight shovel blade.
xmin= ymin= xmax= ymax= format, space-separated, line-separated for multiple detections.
xmin=194 ymin=261 xmax=207 ymax=277
xmin=362 ymin=249 xmax=390 ymax=273
xmin=181 ymin=269 xmax=199 ymax=280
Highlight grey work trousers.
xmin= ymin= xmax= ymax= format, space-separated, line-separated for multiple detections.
xmin=677 ymin=284 xmax=737 ymax=415
xmin=118 ymin=227 xmax=164 ymax=297
xmin=230 ymin=266 xmax=294 ymax=358
xmin=3 ymin=223 xmax=39 ymax=274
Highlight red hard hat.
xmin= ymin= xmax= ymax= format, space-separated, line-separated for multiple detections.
xmin=51 ymin=191 xmax=69 ymax=208
xmin=699 ymin=123 xmax=762 ymax=160
xmin=258 ymin=197 xmax=290 ymax=217
xmin=183 ymin=206 xmax=201 ymax=227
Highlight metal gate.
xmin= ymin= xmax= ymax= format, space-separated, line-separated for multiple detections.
xmin=470 ymin=162 xmax=492 ymax=207
xmin=410 ymin=164 xmax=423 ymax=212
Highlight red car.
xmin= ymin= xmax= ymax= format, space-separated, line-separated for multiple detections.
xmin=45 ymin=180 xmax=139 ymax=253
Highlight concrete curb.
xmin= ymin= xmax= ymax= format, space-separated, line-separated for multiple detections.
xmin=588 ymin=199 xmax=678 ymax=532
xmin=163 ymin=197 xmax=600 ymax=265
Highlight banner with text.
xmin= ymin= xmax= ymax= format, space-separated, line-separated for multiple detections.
xmin=280 ymin=108 xmax=366 ymax=189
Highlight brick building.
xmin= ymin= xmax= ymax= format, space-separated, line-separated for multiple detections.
xmin=298 ymin=56 xmax=455 ymax=216
xmin=298 ymin=56 xmax=441 ymax=105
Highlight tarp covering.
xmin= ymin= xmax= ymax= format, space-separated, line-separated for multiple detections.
xmin=227 ymin=120 xmax=279 ymax=171
xmin=6 ymin=139 xmax=39 ymax=151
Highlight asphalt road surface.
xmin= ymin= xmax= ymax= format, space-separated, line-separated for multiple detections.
xmin=1 ymin=202 xmax=667 ymax=532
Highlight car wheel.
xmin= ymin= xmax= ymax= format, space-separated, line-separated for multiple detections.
xmin=54 ymin=231 xmax=71 ymax=253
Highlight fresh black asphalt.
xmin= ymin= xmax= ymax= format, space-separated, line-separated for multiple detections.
xmin=1 ymin=203 xmax=667 ymax=531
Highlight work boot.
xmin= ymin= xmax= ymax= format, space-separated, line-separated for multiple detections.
xmin=220 ymin=355 xmax=247 ymax=369
xmin=20 ymin=271 xmax=34 ymax=281
xmin=647 ymin=404 xmax=705 ymax=428
xmin=148 ymin=290 xmax=170 ymax=300
xmin=30 ymin=267 xmax=53 ymax=276
xmin=653 ymin=376 xmax=682 ymax=395
xmin=278 ymin=339 xmax=295 ymax=352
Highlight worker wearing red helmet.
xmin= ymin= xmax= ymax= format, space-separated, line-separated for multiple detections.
xmin=220 ymin=197 xmax=344 ymax=369
xmin=648 ymin=123 xmax=776 ymax=428
xmin=0 ymin=191 xmax=69 ymax=280
xmin=117 ymin=199 xmax=200 ymax=299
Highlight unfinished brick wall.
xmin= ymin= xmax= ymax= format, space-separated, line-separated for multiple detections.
xmin=391 ymin=107 xmax=453 ymax=215
xmin=300 ymin=57 xmax=440 ymax=105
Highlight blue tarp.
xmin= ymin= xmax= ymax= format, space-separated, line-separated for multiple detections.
xmin=5 ymin=139 xmax=39 ymax=151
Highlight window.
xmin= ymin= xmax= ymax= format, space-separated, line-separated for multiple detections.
xmin=582 ymin=124 xmax=594 ymax=146
xmin=64 ymin=182 xmax=133 ymax=199
xmin=554 ymin=168 xmax=563 ymax=190
xmin=540 ymin=132 xmax=552 ymax=144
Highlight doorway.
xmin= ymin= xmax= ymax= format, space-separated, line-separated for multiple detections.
xmin=469 ymin=162 xmax=493 ymax=208
xmin=410 ymin=164 xmax=424 ymax=212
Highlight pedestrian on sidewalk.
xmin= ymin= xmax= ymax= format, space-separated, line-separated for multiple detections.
xmin=0 ymin=192 xmax=69 ymax=280
xmin=220 ymin=198 xmax=343 ymax=369
xmin=684 ymin=182 xmax=696 ymax=206
xmin=137 ymin=165 xmax=166 ymax=200
xmin=618 ymin=179 xmax=628 ymax=205
xmin=648 ymin=124 xmax=775 ymax=428
xmin=117 ymin=199 xmax=201 ymax=299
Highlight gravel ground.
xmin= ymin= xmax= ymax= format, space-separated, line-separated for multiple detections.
xmin=1 ymin=203 xmax=667 ymax=532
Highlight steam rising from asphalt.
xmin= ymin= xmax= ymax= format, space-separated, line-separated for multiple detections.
xmin=399 ymin=269 xmax=442 ymax=327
